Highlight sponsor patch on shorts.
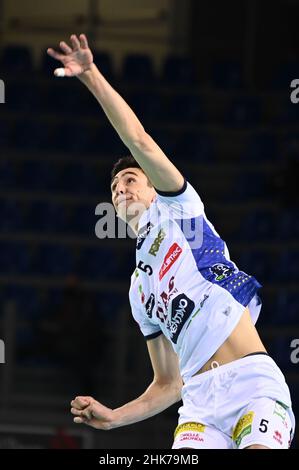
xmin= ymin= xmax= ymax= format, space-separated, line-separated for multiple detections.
xmin=233 ymin=412 xmax=254 ymax=447
xmin=273 ymin=401 xmax=287 ymax=421
xmin=174 ymin=422 xmax=205 ymax=439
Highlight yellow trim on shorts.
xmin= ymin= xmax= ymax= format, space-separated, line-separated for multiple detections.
xmin=233 ymin=411 xmax=254 ymax=442
xmin=174 ymin=422 xmax=206 ymax=439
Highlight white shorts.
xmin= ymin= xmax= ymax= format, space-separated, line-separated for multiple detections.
xmin=172 ymin=353 xmax=295 ymax=449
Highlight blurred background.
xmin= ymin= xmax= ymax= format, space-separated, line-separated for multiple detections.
xmin=0 ymin=0 xmax=298 ymax=449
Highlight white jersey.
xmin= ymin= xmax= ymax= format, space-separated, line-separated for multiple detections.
xmin=129 ymin=181 xmax=262 ymax=380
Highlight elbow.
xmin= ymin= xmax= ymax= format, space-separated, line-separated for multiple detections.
xmin=154 ymin=377 xmax=182 ymax=403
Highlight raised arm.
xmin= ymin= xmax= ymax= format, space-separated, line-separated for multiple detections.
xmin=47 ymin=34 xmax=184 ymax=193
xmin=70 ymin=334 xmax=183 ymax=430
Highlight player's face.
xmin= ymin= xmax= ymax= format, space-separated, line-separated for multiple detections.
xmin=111 ymin=168 xmax=156 ymax=223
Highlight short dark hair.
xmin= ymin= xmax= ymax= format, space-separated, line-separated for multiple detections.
xmin=111 ymin=155 xmax=152 ymax=187
xmin=111 ymin=155 xmax=142 ymax=181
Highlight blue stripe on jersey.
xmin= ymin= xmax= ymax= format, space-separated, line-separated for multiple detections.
xmin=177 ymin=216 xmax=262 ymax=307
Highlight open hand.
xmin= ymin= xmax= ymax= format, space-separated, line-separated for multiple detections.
xmin=47 ymin=34 xmax=93 ymax=77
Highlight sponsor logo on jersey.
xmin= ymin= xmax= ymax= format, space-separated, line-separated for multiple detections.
xmin=210 ymin=263 xmax=234 ymax=281
xmin=136 ymin=222 xmax=153 ymax=250
xmin=145 ymin=293 xmax=155 ymax=319
xmin=233 ymin=411 xmax=254 ymax=447
xmin=186 ymin=294 xmax=209 ymax=330
xmin=159 ymin=243 xmax=182 ymax=280
xmin=149 ymin=228 xmax=166 ymax=257
xmin=273 ymin=430 xmax=283 ymax=445
xmin=157 ymin=276 xmax=178 ymax=323
xmin=273 ymin=401 xmax=287 ymax=421
xmin=174 ymin=422 xmax=205 ymax=440
xmin=138 ymin=284 xmax=145 ymax=304
xmin=167 ymin=294 xmax=195 ymax=344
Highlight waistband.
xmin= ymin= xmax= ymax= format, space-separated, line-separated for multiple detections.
xmin=184 ymin=353 xmax=280 ymax=385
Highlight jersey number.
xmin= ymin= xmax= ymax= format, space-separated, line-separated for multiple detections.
xmin=259 ymin=419 xmax=269 ymax=433
xmin=137 ymin=260 xmax=153 ymax=276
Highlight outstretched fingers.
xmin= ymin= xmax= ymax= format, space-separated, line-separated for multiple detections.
xmin=47 ymin=48 xmax=65 ymax=61
xmin=59 ymin=41 xmax=72 ymax=55
xmin=79 ymin=34 xmax=89 ymax=49
xmin=70 ymin=34 xmax=80 ymax=51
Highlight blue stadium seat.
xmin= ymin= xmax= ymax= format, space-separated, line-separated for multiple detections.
xmin=272 ymin=62 xmax=299 ymax=89
xmin=122 ymin=54 xmax=155 ymax=83
xmin=274 ymin=292 xmax=298 ymax=325
xmin=150 ymin=129 xmax=177 ymax=157
xmin=77 ymin=246 xmax=116 ymax=280
xmin=0 ymin=121 xmax=12 ymax=147
xmin=275 ymin=102 xmax=299 ymax=124
xmin=40 ymin=49 xmax=58 ymax=76
xmin=279 ymin=210 xmax=299 ymax=241
xmin=11 ymin=120 xmax=52 ymax=151
xmin=44 ymin=81 xmax=101 ymax=117
xmin=56 ymin=162 xmax=95 ymax=193
xmin=0 ymin=242 xmax=32 ymax=275
xmin=127 ymin=90 xmax=164 ymax=121
xmin=232 ymin=172 xmax=266 ymax=201
xmin=4 ymin=284 xmax=40 ymax=320
xmin=93 ymin=126 xmax=128 ymax=156
xmin=255 ymin=291 xmax=275 ymax=327
xmin=6 ymin=81 xmax=40 ymax=112
xmin=225 ymin=96 xmax=261 ymax=126
xmin=62 ymin=164 xmax=100 ymax=195
xmin=17 ymin=159 xmax=59 ymax=190
xmin=95 ymin=291 xmax=123 ymax=320
xmin=0 ymin=159 xmax=16 ymax=189
xmin=242 ymin=133 xmax=278 ymax=161
xmin=93 ymin=51 xmax=114 ymax=81
xmin=0 ymin=45 xmax=33 ymax=73
xmin=278 ymin=251 xmax=299 ymax=282
xmin=43 ymin=82 xmax=81 ymax=114
xmin=237 ymin=250 xmax=274 ymax=285
xmin=162 ymin=56 xmax=196 ymax=86
xmin=175 ymin=131 xmax=215 ymax=162
xmin=25 ymin=201 xmax=68 ymax=233
xmin=34 ymin=244 xmax=74 ymax=276
xmin=268 ymin=336 xmax=296 ymax=372
xmin=117 ymin=247 xmax=136 ymax=278
xmin=45 ymin=288 xmax=64 ymax=312
xmin=69 ymin=203 xmax=99 ymax=237
xmin=64 ymin=123 xmax=100 ymax=156
xmin=210 ymin=60 xmax=243 ymax=89
xmin=166 ymin=93 xmax=205 ymax=123
xmin=0 ymin=199 xmax=24 ymax=232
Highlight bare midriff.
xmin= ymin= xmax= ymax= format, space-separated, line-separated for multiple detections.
xmin=192 ymin=307 xmax=267 ymax=376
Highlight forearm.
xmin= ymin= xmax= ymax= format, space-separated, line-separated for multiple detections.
xmin=78 ymin=64 xmax=144 ymax=147
xmin=111 ymin=380 xmax=181 ymax=429
xmin=78 ymin=64 xmax=184 ymax=191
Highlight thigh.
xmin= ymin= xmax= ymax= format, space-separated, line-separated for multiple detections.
xmin=172 ymin=421 xmax=232 ymax=449
xmin=232 ymin=397 xmax=294 ymax=449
